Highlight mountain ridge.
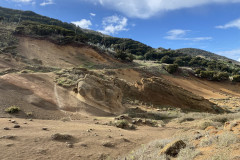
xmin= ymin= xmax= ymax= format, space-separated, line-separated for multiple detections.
xmin=177 ymin=48 xmax=240 ymax=65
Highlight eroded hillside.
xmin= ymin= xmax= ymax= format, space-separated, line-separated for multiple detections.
xmin=0 ymin=6 xmax=240 ymax=160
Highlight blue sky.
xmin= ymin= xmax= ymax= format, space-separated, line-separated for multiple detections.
xmin=1 ymin=0 xmax=240 ymax=61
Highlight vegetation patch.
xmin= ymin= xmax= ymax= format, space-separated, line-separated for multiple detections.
xmin=51 ymin=133 xmax=74 ymax=141
xmin=5 ymin=106 xmax=20 ymax=114
xmin=165 ymin=64 xmax=178 ymax=74
xmin=114 ymin=120 xmax=136 ymax=130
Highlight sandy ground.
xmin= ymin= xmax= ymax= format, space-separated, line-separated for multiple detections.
xmin=0 ymin=117 xmax=177 ymax=160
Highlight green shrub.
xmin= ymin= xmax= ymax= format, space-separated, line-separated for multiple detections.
xmin=216 ymin=72 xmax=229 ymax=81
xmin=194 ymin=68 xmax=202 ymax=75
xmin=115 ymin=50 xmax=134 ymax=62
xmin=160 ymin=55 xmax=173 ymax=64
xmin=26 ymin=112 xmax=33 ymax=117
xmin=135 ymin=55 xmax=145 ymax=60
xmin=199 ymin=71 xmax=215 ymax=80
xmin=5 ymin=106 xmax=20 ymax=114
xmin=166 ymin=64 xmax=178 ymax=74
xmin=232 ymin=75 xmax=240 ymax=82
xmin=174 ymin=58 xmax=184 ymax=66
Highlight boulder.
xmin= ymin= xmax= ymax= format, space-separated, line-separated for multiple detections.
xmin=159 ymin=140 xmax=186 ymax=157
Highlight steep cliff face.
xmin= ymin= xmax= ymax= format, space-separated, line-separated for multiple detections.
xmin=114 ymin=77 xmax=224 ymax=113
xmin=77 ymin=74 xmax=125 ymax=115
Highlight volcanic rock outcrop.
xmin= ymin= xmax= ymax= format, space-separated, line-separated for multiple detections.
xmin=77 ymin=74 xmax=124 ymax=114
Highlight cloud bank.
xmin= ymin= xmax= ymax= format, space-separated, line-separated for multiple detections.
xmin=12 ymin=0 xmax=32 ymax=2
xmin=87 ymin=0 xmax=240 ymax=18
xmin=165 ymin=29 xmax=212 ymax=41
xmin=98 ymin=15 xmax=128 ymax=35
xmin=72 ymin=19 xmax=92 ymax=29
xmin=216 ymin=18 xmax=240 ymax=29
xmin=217 ymin=49 xmax=240 ymax=61
xmin=40 ymin=0 xmax=54 ymax=6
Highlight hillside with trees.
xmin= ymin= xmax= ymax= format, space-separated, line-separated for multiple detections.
xmin=1 ymin=6 xmax=240 ymax=82
xmin=176 ymin=48 xmax=240 ymax=64
xmin=0 ymin=6 xmax=152 ymax=62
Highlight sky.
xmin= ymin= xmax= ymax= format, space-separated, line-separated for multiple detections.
xmin=1 ymin=0 xmax=240 ymax=61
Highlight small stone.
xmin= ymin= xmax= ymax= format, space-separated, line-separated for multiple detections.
xmin=13 ymin=124 xmax=20 ymax=128
xmin=11 ymin=120 xmax=16 ymax=123
xmin=122 ymin=138 xmax=130 ymax=142
xmin=0 ymin=135 xmax=16 ymax=139
xmin=102 ymin=142 xmax=115 ymax=148
xmin=42 ymin=128 xmax=48 ymax=131
xmin=4 ymin=127 xmax=10 ymax=130
xmin=6 ymin=143 xmax=14 ymax=147
xmin=66 ymin=142 xmax=74 ymax=148
xmin=24 ymin=122 xmax=28 ymax=124
xmin=80 ymin=143 xmax=87 ymax=147
xmin=29 ymin=119 xmax=33 ymax=121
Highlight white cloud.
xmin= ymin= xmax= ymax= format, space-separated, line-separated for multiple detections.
xmin=11 ymin=0 xmax=33 ymax=3
xmin=216 ymin=18 xmax=240 ymax=29
xmin=40 ymin=0 xmax=54 ymax=6
xmin=165 ymin=29 xmax=212 ymax=41
xmin=86 ymin=0 xmax=240 ymax=18
xmin=165 ymin=29 xmax=190 ymax=40
xmin=216 ymin=49 xmax=240 ymax=61
xmin=90 ymin=13 xmax=96 ymax=17
xmin=98 ymin=15 xmax=128 ymax=35
xmin=72 ymin=19 xmax=92 ymax=29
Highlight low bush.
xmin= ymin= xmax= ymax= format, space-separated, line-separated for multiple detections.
xmin=177 ymin=117 xmax=195 ymax=123
xmin=51 ymin=133 xmax=74 ymax=141
xmin=232 ymin=75 xmax=240 ymax=82
xmin=161 ymin=55 xmax=173 ymax=64
xmin=199 ymin=71 xmax=215 ymax=80
xmin=196 ymin=120 xmax=222 ymax=130
xmin=177 ymin=146 xmax=201 ymax=160
xmin=166 ymin=64 xmax=178 ymax=74
xmin=5 ymin=106 xmax=20 ymax=114
xmin=216 ymin=72 xmax=229 ymax=81
xmin=194 ymin=68 xmax=202 ymax=75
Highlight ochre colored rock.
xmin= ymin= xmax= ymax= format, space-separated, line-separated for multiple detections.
xmin=159 ymin=140 xmax=186 ymax=157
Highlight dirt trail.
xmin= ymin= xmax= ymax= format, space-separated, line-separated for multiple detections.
xmin=0 ymin=118 xmax=178 ymax=160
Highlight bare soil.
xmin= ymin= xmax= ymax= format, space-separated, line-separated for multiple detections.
xmin=0 ymin=117 xmax=177 ymax=160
